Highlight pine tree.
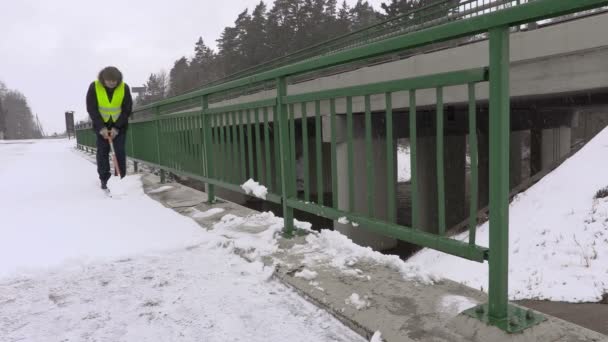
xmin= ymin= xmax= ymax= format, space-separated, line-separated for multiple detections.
xmin=168 ymin=57 xmax=191 ymax=96
xmin=336 ymin=1 xmax=353 ymax=33
xmin=380 ymin=0 xmax=459 ymax=20
xmin=138 ymin=72 xmax=169 ymax=105
xmin=0 ymin=81 xmax=6 ymax=139
xmin=2 ymin=90 xmax=40 ymax=139
xmin=242 ymin=2 xmax=269 ymax=68
xmin=350 ymin=0 xmax=379 ymax=31
xmin=191 ymin=37 xmax=218 ymax=86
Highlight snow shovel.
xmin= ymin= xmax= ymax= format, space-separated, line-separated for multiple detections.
xmin=108 ymin=135 xmax=122 ymax=178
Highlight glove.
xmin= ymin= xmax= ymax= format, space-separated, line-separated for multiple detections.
xmin=99 ymin=127 xmax=109 ymax=139
xmin=110 ymin=127 xmax=119 ymax=138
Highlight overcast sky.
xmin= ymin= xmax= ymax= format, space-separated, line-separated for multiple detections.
xmin=0 ymin=0 xmax=385 ymax=135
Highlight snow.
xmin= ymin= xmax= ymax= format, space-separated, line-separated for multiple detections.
xmin=241 ymin=178 xmax=268 ymax=199
xmin=338 ymin=216 xmax=350 ymax=224
xmin=345 ymin=293 xmax=369 ymax=310
xmin=0 ymin=139 xmax=365 ymax=342
xmin=397 ymin=145 xmax=411 ymax=182
xmin=292 ymin=229 xmax=437 ymax=284
xmin=148 ymin=185 xmax=174 ymax=193
xmin=0 ymin=140 xmax=204 ymax=279
xmin=191 ymin=207 xmax=225 ymax=218
xmin=295 ymin=269 xmax=318 ymax=280
xmin=407 ymin=127 xmax=608 ymax=302
xmin=370 ymin=331 xmax=385 ymax=342
xmin=438 ymin=295 xmax=478 ymax=316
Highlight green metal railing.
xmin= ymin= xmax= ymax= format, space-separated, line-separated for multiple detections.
xmin=76 ymin=0 xmax=608 ymax=333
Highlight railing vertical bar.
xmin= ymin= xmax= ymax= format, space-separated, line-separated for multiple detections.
xmin=301 ymin=102 xmax=310 ymax=202
xmin=315 ymin=100 xmax=324 ymax=206
xmin=365 ymin=94 xmax=374 ymax=217
xmin=225 ymin=112 xmax=234 ymax=183
xmin=219 ymin=114 xmax=227 ymax=181
xmin=385 ymin=92 xmax=396 ymax=223
xmin=264 ymin=107 xmax=272 ymax=192
xmin=437 ymin=87 xmax=446 ymax=235
xmin=273 ymin=108 xmax=282 ymax=193
xmin=254 ymin=108 xmax=264 ymax=184
xmin=231 ymin=111 xmax=239 ymax=183
xmin=239 ymin=110 xmax=247 ymax=182
xmin=409 ymin=90 xmax=419 ymax=229
xmin=246 ymin=109 xmax=254 ymax=180
xmin=347 ymin=96 xmax=355 ymax=213
xmin=468 ymin=83 xmax=479 ymax=246
xmin=330 ymin=98 xmax=338 ymax=209
xmin=289 ymin=104 xmax=297 ymax=197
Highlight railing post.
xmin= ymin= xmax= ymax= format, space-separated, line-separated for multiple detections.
xmin=488 ymin=25 xmax=510 ymax=324
xmin=277 ymin=77 xmax=294 ymax=236
xmin=466 ymin=24 xmax=543 ymax=333
xmin=154 ymin=106 xmax=165 ymax=184
xmin=202 ymin=94 xmax=215 ymax=203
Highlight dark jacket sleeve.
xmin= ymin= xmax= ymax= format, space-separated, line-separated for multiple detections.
xmin=86 ymin=82 xmax=105 ymax=132
xmin=114 ymin=84 xmax=133 ymax=130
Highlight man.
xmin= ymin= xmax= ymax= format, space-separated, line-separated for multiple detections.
xmin=86 ymin=66 xmax=133 ymax=190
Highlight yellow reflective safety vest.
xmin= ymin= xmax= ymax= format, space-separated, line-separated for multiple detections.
xmin=94 ymin=80 xmax=125 ymax=123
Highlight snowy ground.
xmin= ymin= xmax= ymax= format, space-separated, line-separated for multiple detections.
xmin=407 ymin=127 xmax=608 ymax=302
xmin=0 ymin=139 xmax=365 ymax=342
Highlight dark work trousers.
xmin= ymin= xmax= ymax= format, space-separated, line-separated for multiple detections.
xmin=96 ymin=130 xmax=127 ymax=182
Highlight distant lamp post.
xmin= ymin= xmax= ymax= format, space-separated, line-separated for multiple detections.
xmin=65 ymin=111 xmax=75 ymax=140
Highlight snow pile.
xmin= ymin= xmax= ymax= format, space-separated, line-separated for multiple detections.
xmin=407 ymin=127 xmax=608 ymax=302
xmin=295 ymin=269 xmax=318 ymax=280
xmin=345 ymin=293 xmax=369 ymax=310
xmin=106 ymin=174 xmax=145 ymax=197
xmin=204 ymin=212 xmax=311 ymax=261
xmin=241 ymin=179 xmax=268 ymax=199
xmin=292 ymin=230 xmax=437 ymax=284
xmin=207 ymin=213 xmax=283 ymax=260
xmin=191 ymin=207 xmax=225 ymax=218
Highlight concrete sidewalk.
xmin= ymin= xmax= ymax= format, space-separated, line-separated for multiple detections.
xmin=141 ymin=172 xmax=607 ymax=342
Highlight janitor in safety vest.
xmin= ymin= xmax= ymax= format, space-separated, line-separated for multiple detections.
xmin=86 ymin=66 xmax=133 ymax=190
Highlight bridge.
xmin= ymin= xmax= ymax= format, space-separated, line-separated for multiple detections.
xmin=76 ymin=0 xmax=608 ymax=334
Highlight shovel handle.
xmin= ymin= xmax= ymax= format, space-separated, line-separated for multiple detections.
xmin=108 ymin=135 xmax=122 ymax=178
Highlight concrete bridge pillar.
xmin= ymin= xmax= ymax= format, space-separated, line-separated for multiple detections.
xmin=415 ymin=134 xmax=467 ymax=233
xmin=478 ymin=129 xmax=524 ymax=209
xmin=531 ymin=126 xmax=571 ymax=175
xmin=329 ymin=115 xmax=398 ymax=251
xmin=510 ymin=131 xmax=523 ymax=189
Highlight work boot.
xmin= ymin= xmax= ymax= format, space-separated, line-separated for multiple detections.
xmin=101 ymin=180 xmax=108 ymax=190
